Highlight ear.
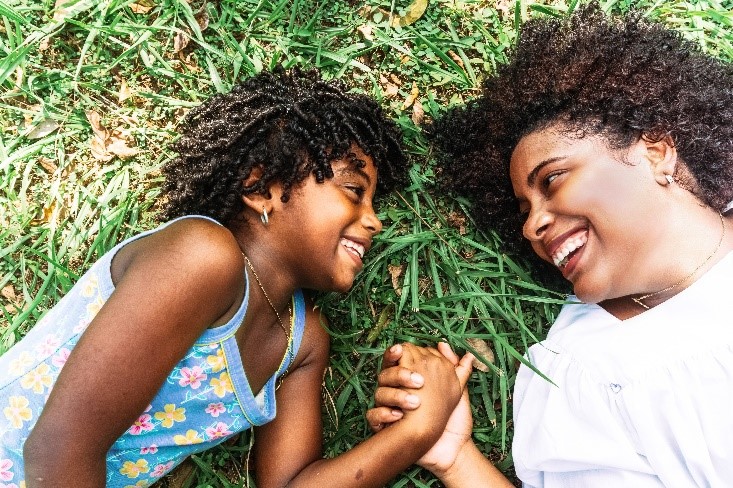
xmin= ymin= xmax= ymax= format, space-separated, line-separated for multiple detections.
xmin=640 ymin=133 xmax=678 ymax=186
xmin=241 ymin=166 xmax=282 ymax=218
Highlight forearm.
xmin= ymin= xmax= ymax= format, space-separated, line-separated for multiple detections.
xmin=437 ymin=441 xmax=514 ymax=488
xmin=284 ymin=422 xmax=437 ymax=488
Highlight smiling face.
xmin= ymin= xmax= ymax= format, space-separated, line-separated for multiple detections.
xmin=509 ymin=125 xmax=670 ymax=303
xmin=273 ymin=145 xmax=383 ymax=293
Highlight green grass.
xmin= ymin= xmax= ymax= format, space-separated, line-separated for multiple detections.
xmin=1 ymin=0 xmax=731 ymax=486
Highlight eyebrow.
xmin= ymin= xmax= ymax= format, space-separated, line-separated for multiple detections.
xmin=336 ymin=166 xmax=371 ymax=185
xmin=526 ymin=156 xmax=566 ymax=187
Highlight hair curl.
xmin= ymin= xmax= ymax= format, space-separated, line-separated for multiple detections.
xmin=434 ymin=2 xmax=733 ymax=284
xmin=159 ymin=67 xmax=407 ymax=225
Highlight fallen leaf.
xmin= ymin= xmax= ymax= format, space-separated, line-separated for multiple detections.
xmin=38 ymin=157 xmax=58 ymax=174
xmin=384 ymin=83 xmax=399 ymax=97
xmin=86 ymin=110 xmax=107 ymax=139
xmin=27 ymin=119 xmax=59 ymax=139
xmin=118 ymin=79 xmax=132 ymax=103
xmin=196 ymin=9 xmax=210 ymax=31
xmin=391 ymin=0 xmax=428 ymax=27
xmin=401 ymin=82 xmax=419 ymax=110
xmin=129 ymin=0 xmax=155 ymax=14
xmin=389 ymin=74 xmax=402 ymax=86
xmin=466 ymin=338 xmax=494 ymax=372
xmin=107 ymin=137 xmax=139 ymax=159
xmin=411 ymin=99 xmax=425 ymax=125
xmin=357 ymin=24 xmax=374 ymax=41
xmin=174 ymin=30 xmax=190 ymax=53
xmin=448 ymin=50 xmax=464 ymax=68
xmin=494 ymin=0 xmax=512 ymax=18
xmin=1 ymin=285 xmax=16 ymax=302
xmin=86 ymin=111 xmax=139 ymax=161
xmin=388 ymin=264 xmax=405 ymax=295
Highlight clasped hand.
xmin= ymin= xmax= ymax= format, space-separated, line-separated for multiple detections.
xmin=366 ymin=343 xmax=475 ymax=477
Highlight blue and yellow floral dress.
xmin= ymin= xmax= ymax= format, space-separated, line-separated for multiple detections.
xmin=0 ymin=216 xmax=305 ymax=487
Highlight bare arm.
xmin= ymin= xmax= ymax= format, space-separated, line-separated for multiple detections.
xmin=254 ymin=310 xmax=465 ymax=488
xmin=23 ymin=219 xmax=245 ymax=487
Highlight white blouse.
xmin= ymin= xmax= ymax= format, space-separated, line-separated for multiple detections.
xmin=512 ymin=252 xmax=733 ymax=488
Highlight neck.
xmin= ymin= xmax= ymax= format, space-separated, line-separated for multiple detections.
xmin=618 ymin=209 xmax=731 ymax=315
xmin=240 ymin=245 xmax=297 ymax=315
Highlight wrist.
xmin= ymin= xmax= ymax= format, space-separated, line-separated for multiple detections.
xmin=436 ymin=439 xmax=482 ymax=484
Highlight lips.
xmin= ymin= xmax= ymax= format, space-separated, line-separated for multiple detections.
xmin=340 ymin=237 xmax=366 ymax=260
xmin=547 ymin=229 xmax=588 ymax=270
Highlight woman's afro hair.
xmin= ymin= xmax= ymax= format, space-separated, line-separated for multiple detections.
xmin=434 ymin=2 xmax=733 ymax=266
xmin=159 ymin=67 xmax=407 ymax=225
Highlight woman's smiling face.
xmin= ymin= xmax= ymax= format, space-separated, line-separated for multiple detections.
xmin=509 ymin=124 xmax=667 ymax=304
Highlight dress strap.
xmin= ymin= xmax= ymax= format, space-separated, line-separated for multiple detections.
xmin=276 ymin=289 xmax=306 ymax=377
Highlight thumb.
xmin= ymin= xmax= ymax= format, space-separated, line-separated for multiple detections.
xmin=437 ymin=341 xmax=459 ymax=365
xmin=455 ymin=352 xmax=474 ymax=389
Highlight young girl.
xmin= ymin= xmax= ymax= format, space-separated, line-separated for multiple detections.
xmin=368 ymin=4 xmax=733 ymax=487
xmin=0 ymin=68 xmax=465 ymax=487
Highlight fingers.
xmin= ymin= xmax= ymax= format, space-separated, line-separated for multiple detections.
xmin=366 ymin=406 xmax=404 ymax=433
xmin=378 ymin=366 xmax=424 ymax=389
xmin=456 ymin=351 xmax=475 ymax=389
xmin=381 ymin=343 xmax=403 ymax=370
xmin=374 ymin=386 xmax=421 ymax=411
xmin=437 ymin=341 xmax=459 ymax=365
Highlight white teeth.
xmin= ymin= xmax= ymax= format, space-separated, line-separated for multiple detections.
xmin=340 ymin=238 xmax=365 ymax=259
xmin=552 ymin=235 xmax=588 ymax=268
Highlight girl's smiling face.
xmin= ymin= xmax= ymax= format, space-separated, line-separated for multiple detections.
xmin=509 ymin=125 xmax=668 ymax=304
xmin=273 ymin=145 xmax=382 ymax=293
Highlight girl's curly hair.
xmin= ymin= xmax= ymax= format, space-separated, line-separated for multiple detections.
xmin=434 ymin=2 xmax=733 ymax=278
xmin=159 ymin=67 xmax=407 ymax=225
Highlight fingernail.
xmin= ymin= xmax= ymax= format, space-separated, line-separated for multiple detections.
xmin=391 ymin=409 xmax=403 ymax=418
xmin=406 ymin=394 xmax=420 ymax=407
xmin=410 ymin=372 xmax=424 ymax=386
xmin=390 ymin=344 xmax=400 ymax=353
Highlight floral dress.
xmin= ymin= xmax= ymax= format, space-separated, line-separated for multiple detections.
xmin=0 ymin=216 xmax=305 ymax=487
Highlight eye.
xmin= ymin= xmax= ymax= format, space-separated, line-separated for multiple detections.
xmin=345 ymin=184 xmax=365 ymax=200
xmin=542 ymin=170 xmax=564 ymax=189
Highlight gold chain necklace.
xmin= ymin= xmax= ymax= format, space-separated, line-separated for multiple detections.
xmin=632 ymin=212 xmax=725 ymax=310
xmin=243 ymin=255 xmax=295 ymax=379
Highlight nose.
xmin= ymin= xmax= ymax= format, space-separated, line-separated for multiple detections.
xmin=522 ymin=203 xmax=553 ymax=242
xmin=363 ymin=204 xmax=383 ymax=235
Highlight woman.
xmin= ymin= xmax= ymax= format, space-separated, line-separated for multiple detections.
xmin=368 ymin=3 xmax=733 ymax=486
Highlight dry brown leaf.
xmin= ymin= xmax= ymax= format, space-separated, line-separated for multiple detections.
xmin=448 ymin=50 xmax=464 ymax=68
xmin=53 ymin=0 xmax=73 ymax=22
xmin=107 ymin=137 xmax=140 ymax=159
xmin=174 ymin=31 xmax=190 ymax=53
xmin=129 ymin=1 xmax=155 ymax=14
xmin=389 ymin=74 xmax=402 ymax=86
xmin=387 ymin=264 xmax=405 ymax=296
xmin=38 ymin=157 xmax=58 ymax=174
xmin=27 ymin=119 xmax=59 ymax=140
xmin=401 ymin=82 xmax=419 ymax=110
xmin=384 ymin=83 xmax=399 ymax=97
xmin=118 ymin=79 xmax=132 ymax=103
xmin=1 ymin=285 xmax=16 ymax=302
xmin=86 ymin=111 xmax=139 ymax=161
xmin=357 ymin=24 xmax=374 ymax=41
xmin=411 ymin=99 xmax=425 ymax=125
xmin=391 ymin=0 xmax=428 ymax=27
xmin=86 ymin=110 xmax=107 ymax=139
xmin=196 ymin=9 xmax=210 ymax=31
xmin=494 ymin=0 xmax=512 ymax=18
xmin=466 ymin=338 xmax=494 ymax=372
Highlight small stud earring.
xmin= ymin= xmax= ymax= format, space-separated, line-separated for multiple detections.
xmin=665 ymin=174 xmax=674 ymax=185
xmin=260 ymin=207 xmax=269 ymax=225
